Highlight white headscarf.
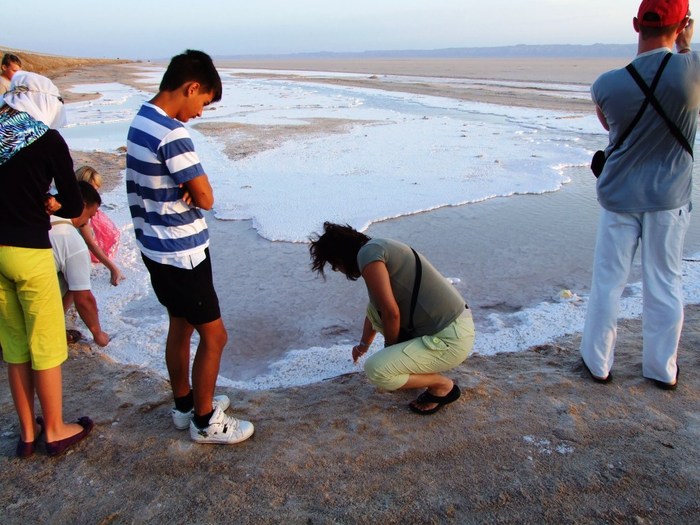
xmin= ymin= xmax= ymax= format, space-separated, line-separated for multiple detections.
xmin=1 ymin=71 xmax=67 ymax=129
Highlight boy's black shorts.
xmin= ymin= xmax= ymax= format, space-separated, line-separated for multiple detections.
xmin=142 ymin=248 xmax=221 ymax=326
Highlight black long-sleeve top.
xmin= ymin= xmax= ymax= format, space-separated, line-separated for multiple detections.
xmin=0 ymin=130 xmax=83 ymax=249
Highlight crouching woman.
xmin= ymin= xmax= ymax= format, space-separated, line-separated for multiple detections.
xmin=309 ymin=222 xmax=475 ymax=414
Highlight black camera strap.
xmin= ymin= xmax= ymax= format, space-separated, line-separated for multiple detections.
xmin=406 ymin=248 xmax=422 ymax=333
xmin=626 ymin=56 xmax=694 ymax=158
xmin=604 ymin=52 xmax=672 ymax=161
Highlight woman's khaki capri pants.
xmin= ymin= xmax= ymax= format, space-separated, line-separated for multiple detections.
xmin=364 ymin=309 xmax=475 ymax=391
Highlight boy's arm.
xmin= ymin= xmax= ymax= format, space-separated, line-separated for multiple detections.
xmin=78 ymin=224 xmax=124 ymax=286
xmin=183 ymin=173 xmax=214 ymax=210
xmin=72 ymin=290 xmax=110 ymax=347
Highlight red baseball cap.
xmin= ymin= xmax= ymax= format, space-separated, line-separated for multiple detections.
xmin=637 ymin=0 xmax=690 ymax=26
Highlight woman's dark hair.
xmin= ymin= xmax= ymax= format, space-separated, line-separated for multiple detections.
xmin=159 ymin=49 xmax=223 ymax=102
xmin=309 ymin=222 xmax=370 ymax=280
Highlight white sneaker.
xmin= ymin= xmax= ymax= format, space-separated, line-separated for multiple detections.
xmin=171 ymin=394 xmax=231 ymax=430
xmin=190 ymin=405 xmax=254 ymax=444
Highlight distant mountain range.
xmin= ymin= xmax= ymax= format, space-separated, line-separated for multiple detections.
xmin=225 ymin=44 xmax=642 ymax=60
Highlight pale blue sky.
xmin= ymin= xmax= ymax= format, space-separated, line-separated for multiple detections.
xmin=7 ymin=1 xmax=647 ymax=59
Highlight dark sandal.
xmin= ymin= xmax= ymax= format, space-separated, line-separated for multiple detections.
xmin=651 ymin=366 xmax=679 ymax=391
xmin=581 ymin=359 xmax=612 ymax=384
xmin=409 ymin=384 xmax=461 ymax=415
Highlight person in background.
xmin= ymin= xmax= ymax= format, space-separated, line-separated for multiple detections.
xmin=581 ymin=0 xmax=700 ymax=390
xmin=126 ymin=50 xmax=253 ymax=444
xmin=50 ymin=181 xmax=111 ymax=347
xmin=309 ymin=222 xmax=475 ymax=415
xmin=0 ymin=53 xmax=22 ymax=95
xmin=0 ymin=72 xmax=93 ymax=458
xmin=74 ymin=165 xmax=124 ymax=286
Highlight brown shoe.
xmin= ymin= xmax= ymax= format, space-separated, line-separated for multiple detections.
xmin=66 ymin=329 xmax=83 ymax=344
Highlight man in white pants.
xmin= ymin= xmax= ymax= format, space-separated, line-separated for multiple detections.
xmin=581 ymin=0 xmax=700 ymax=389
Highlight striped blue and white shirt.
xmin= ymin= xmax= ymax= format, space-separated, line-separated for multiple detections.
xmin=126 ymin=102 xmax=209 ymax=268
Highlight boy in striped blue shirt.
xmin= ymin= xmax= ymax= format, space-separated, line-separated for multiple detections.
xmin=126 ymin=50 xmax=254 ymax=445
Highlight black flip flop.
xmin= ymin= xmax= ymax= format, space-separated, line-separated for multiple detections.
xmin=409 ymin=384 xmax=461 ymax=415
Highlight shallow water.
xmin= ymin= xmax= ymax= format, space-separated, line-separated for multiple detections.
xmin=212 ymin=161 xmax=700 ymax=382
xmin=60 ymin=70 xmax=700 ymax=389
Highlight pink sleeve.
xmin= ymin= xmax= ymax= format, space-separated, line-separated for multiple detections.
xmin=89 ymin=209 xmax=120 ymax=263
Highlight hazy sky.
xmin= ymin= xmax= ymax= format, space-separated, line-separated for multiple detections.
xmin=6 ymin=1 xmax=645 ymax=59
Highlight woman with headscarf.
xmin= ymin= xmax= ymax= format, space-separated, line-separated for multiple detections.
xmin=0 ymin=71 xmax=94 ymax=457
xmin=309 ymin=222 xmax=475 ymax=415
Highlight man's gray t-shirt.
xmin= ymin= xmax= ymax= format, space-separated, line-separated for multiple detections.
xmin=357 ymin=238 xmax=466 ymax=336
xmin=591 ymin=48 xmax=700 ymax=213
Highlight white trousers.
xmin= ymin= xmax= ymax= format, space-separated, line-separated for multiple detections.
xmin=580 ymin=205 xmax=690 ymax=383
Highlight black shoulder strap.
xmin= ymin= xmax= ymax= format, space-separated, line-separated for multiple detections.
xmin=626 ymin=54 xmax=693 ymax=158
xmin=406 ymin=248 xmax=422 ymax=331
xmin=607 ymin=52 xmax=673 ymax=159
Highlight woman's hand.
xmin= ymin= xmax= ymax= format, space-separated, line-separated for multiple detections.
xmin=352 ymin=317 xmax=376 ymax=363
xmin=45 ymin=195 xmax=62 ymax=215
xmin=352 ymin=343 xmax=368 ymax=363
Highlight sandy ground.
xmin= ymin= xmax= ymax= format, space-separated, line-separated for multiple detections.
xmin=2 ymin=309 xmax=698 ymax=524
xmin=1 ymin=57 xmax=699 ymax=524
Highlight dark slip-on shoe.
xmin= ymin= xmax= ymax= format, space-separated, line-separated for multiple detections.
xmin=46 ymin=417 xmax=94 ymax=457
xmin=650 ymin=366 xmax=679 ymax=391
xmin=16 ymin=416 xmax=45 ymax=458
